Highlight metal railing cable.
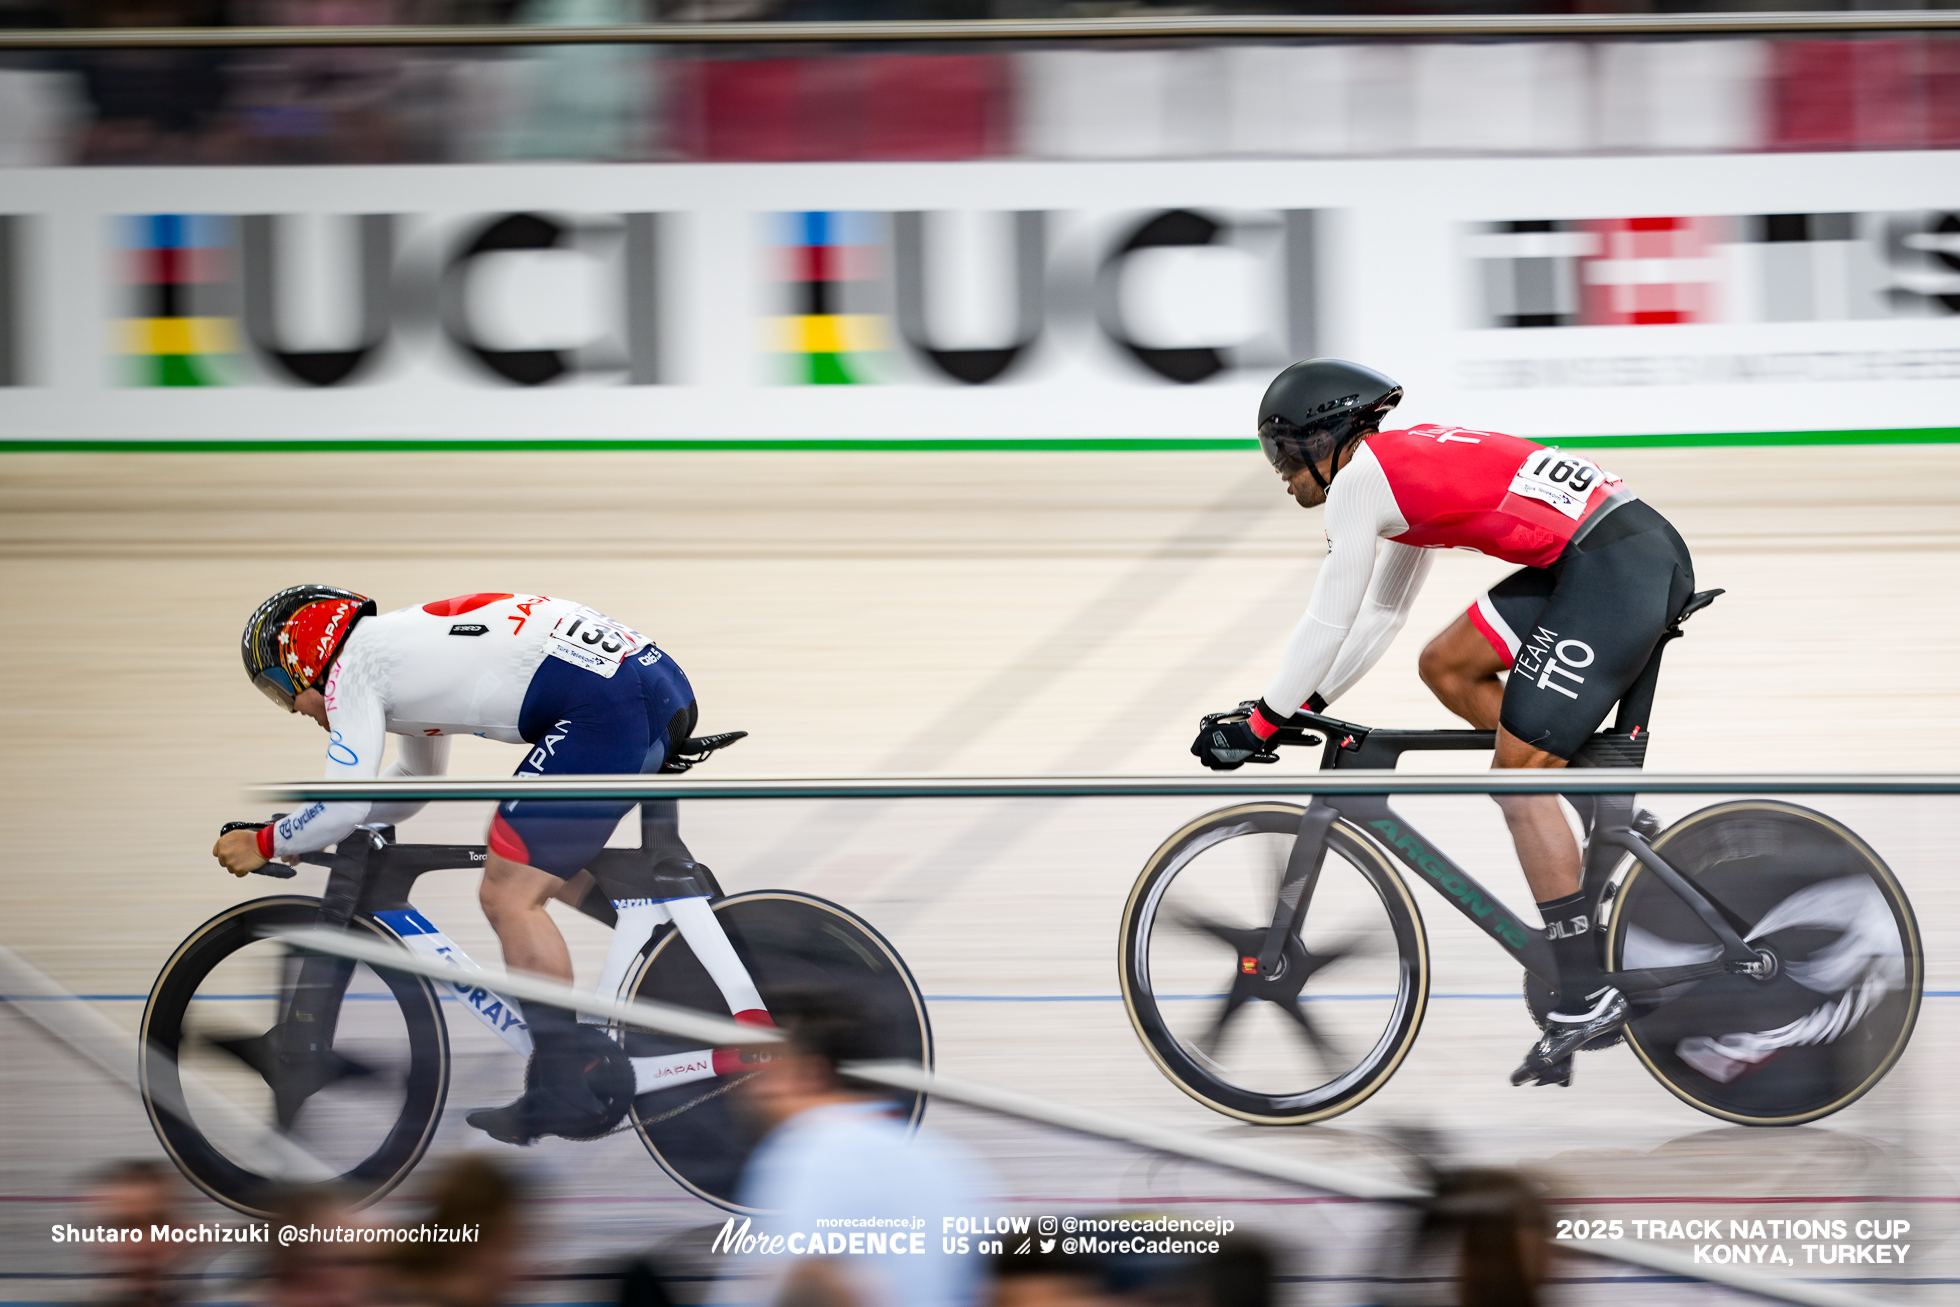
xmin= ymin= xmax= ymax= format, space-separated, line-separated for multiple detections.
xmin=251 ymin=772 xmax=1960 ymax=803
xmin=0 ymin=943 xmax=340 ymax=1183
xmin=3 ymin=11 xmax=1960 ymax=48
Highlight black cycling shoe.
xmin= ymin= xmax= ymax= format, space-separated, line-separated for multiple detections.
xmin=1511 ymin=987 xmax=1628 ymax=1087
xmin=466 ymin=1025 xmax=634 ymax=1145
xmin=466 ymin=1081 xmax=614 ymax=1146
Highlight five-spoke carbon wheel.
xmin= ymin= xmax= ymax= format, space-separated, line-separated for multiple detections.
xmin=1121 ymin=803 xmax=1429 ymax=1125
xmin=1607 ymin=801 xmax=1922 ymax=1126
xmin=139 ymin=898 xmax=449 ymax=1218
xmin=623 ymin=891 xmax=932 ymax=1210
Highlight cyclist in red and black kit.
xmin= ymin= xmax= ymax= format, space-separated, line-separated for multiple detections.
xmin=1191 ymin=359 xmax=1695 ymax=1088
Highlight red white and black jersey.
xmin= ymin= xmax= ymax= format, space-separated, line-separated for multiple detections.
xmin=1262 ymin=425 xmax=1630 ymax=717
xmin=266 ymin=592 xmax=646 ymax=858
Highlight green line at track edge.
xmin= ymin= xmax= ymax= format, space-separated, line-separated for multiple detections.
xmin=2 ymin=428 xmax=1958 ymax=452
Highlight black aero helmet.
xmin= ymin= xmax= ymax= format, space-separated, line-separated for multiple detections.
xmin=1257 ymin=359 xmax=1404 ymax=490
xmin=242 ymin=584 xmax=375 ymax=710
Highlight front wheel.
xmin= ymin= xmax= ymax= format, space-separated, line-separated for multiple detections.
xmin=1120 ymin=803 xmax=1429 ymax=1125
xmin=622 ymin=891 xmax=932 ymax=1211
xmin=1606 ymin=801 xmax=1922 ymax=1126
xmin=139 ymin=898 xmax=450 ymax=1218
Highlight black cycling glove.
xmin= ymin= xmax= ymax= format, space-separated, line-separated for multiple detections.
xmin=1190 ymin=696 xmax=1329 ymax=770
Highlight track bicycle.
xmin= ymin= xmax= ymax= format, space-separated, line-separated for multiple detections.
xmin=1121 ymin=591 xmax=1922 ymax=1127
xmin=139 ymin=760 xmax=932 ymax=1219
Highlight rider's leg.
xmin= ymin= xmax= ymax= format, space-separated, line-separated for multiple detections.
xmin=475 ymin=854 xmax=608 ymax=1129
xmin=1492 ymin=728 xmax=1596 ymax=1006
xmin=556 ymin=869 xmax=620 ymax=929
xmin=1419 ymin=611 xmax=1509 ymax=730
xmin=480 ymin=855 xmax=575 ymax=982
xmin=1494 ymin=506 xmax=1693 ymax=1083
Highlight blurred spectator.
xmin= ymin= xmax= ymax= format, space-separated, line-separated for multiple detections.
xmin=1390 ymin=1168 xmax=1552 ymax=1307
xmin=989 ymin=1241 xmax=1115 ymax=1307
xmin=226 ymin=0 xmax=419 ymax=163
xmin=733 ymin=986 xmax=991 ymax=1307
xmin=491 ymin=0 xmax=650 ymax=161
xmin=0 ymin=0 xmax=60 ymax=27
xmin=86 ymin=1159 xmax=193 ymax=1307
xmin=1164 ymin=1233 xmax=1275 ymax=1307
xmin=385 ymin=1155 xmax=525 ymax=1307
xmin=64 ymin=0 xmax=236 ymax=164
xmin=261 ymin=1186 xmax=380 ymax=1307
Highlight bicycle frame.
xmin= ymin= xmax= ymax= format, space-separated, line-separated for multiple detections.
xmin=1254 ymin=735 xmax=1762 ymax=997
xmin=1250 ymin=588 xmax=1764 ymax=1000
xmin=271 ymin=820 xmax=769 ymax=1102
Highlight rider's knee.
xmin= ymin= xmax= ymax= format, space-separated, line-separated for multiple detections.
xmin=477 ymin=875 xmax=514 ymax=926
xmin=1491 ymin=790 xmax=1554 ymax=823
xmin=1417 ymin=639 xmax=1459 ymax=695
xmin=478 ymin=859 xmax=546 ymax=924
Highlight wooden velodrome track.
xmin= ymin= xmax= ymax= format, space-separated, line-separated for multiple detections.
xmin=2 ymin=446 xmax=1957 ymax=1303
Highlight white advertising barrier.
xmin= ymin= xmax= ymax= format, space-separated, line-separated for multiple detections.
xmin=0 ymin=151 xmax=1955 ymax=445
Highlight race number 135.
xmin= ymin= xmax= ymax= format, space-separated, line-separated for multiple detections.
xmin=544 ymin=607 xmax=645 ymax=678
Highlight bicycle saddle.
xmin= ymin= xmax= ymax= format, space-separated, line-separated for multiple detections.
xmin=1676 ymin=588 xmax=1724 ymax=624
xmin=659 ymin=730 xmax=749 ymax=774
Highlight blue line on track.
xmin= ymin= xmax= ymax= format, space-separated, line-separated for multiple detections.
xmin=10 ymin=991 xmax=1960 ymax=1002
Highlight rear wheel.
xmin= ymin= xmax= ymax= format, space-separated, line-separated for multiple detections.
xmin=1606 ymin=801 xmax=1922 ymax=1126
xmin=622 ymin=891 xmax=931 ymax=1211
xmin=139 ymin=898 xmax=449 ymax=1218
xmin=1120 ymin=803 xmax=1429 ymax=1125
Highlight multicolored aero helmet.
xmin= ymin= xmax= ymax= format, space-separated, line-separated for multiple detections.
xmin=241 ymin=585 xmax=375 ymax=710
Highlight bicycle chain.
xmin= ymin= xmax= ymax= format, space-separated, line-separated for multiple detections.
xmin=583 ymin=1068 xmax=763 ymax=1139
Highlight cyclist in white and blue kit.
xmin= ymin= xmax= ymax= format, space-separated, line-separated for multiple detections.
xmin=215 ymin=586 xmax=715 ymax=1144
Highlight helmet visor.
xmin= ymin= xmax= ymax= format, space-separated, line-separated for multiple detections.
xmin=253 ymin=666 xmax=299 ymax=712
xmin=1258 ymin=417 xmax=1326 ymax=477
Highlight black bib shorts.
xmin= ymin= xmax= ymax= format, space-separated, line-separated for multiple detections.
xmin=1468 ymin=498 xmax=1695 ymax=760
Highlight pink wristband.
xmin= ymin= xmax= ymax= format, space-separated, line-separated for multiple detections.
xmin=256 ymin=825 xmax=276 ymax=859
xmin=1247 ymin=707 xmax=1281 ymax=741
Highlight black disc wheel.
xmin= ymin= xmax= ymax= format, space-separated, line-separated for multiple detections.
xmin=622 ymin=891 xmax=931 ymax=1211
xmin=139 ymin=898 xmax=449 ymax=1218
xmin=1606 ymin=801 xmax=1922 ymax=1126
xmin=1120 ymin=803 xmax=1429 ymax=1125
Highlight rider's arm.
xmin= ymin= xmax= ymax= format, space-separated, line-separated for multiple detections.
xmin=1314 ymin=542 xmax=1433 ymax=707
xmin=256 ymin=677 xmax=389 ymax=861
xmin=362 ymin=733 xmax=451 ymax=830
xmin=1260 ymin=444 xmax=1410 ymax=718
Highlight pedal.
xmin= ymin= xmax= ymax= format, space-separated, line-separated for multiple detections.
xmin=1512 ymin=988 xmax=1628 ymax=1086
xmin=1510 ymin=1050 xmax=1574 ymax=1087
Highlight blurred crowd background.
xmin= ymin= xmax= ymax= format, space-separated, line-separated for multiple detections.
xmin=66 ymin=988 xmax=1561 ymax=1307
xmin=0 ymin=3 xmax=1955 ymax=167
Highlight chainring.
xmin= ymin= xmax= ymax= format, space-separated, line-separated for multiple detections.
xmin=523 ymin=1026 xmax=637 ymax=1141
xmin=1522 ymin=971 xmax=1626 ymax=1052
